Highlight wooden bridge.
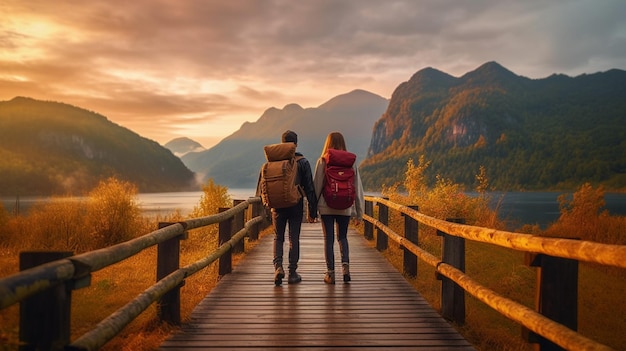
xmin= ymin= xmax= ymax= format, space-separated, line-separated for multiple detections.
xmin=1 ymin=196 xmax=625 ymax=350
xmin=160 ymin=223 xmax=475 ymax=350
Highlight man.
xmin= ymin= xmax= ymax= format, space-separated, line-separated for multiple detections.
xmin=266 ymin=130 xmax=317 ymax=285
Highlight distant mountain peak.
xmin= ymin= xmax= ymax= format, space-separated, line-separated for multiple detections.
xmin=165 ymin=136 xmax=203 ymax=147
xmin=164 ymin=137 xmax=205 ymax=157
xmin=402 ymin=67 xmax=457 ymax=93
xmin=180 ymin=90 xmax=389 ymax=188
xmin=462 ymin=61 xmax=519 ymax=82
xmin=476 ymin=61 xmax=508 ymax=72
xmin=318 ymin=89 xmax=388 ymax=111
xmin=11 ymin=96 xmax=35 ymax=102
xmin=412 ymin=66 xmax=450 ymax=78
xmin=283 ymin=103 xmax=304 ymax=113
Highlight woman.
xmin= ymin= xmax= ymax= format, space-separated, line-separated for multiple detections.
xmin=313 ymin=132 xmax=364 ymax=284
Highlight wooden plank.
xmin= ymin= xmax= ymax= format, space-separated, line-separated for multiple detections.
xmin=160 ymin=223 xmax=475 ymax=350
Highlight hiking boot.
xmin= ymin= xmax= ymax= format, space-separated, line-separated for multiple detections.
xmin=342 ymin=263 xmax=351 ymax=283
xmin=324 ymin=270 xmax=335 ymax=284
xmin=288 ymin=272 xmax=302 ymax=284
xmin=274 ymin=266 xmax=285 ymax=286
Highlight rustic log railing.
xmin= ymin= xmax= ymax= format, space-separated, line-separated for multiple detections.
xmin=2 ymin=194 xmax=624 ymax=350
xmin=0 ymin=197 xmax=269 ymax=351
xmin=363 ymin=196 xmax=625 ymax=351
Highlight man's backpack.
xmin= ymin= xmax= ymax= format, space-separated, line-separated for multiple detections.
xmin=259 ymin=143 xmax=303 ymax=209
xmin=322 ymin=149 xmax=357 ymax=210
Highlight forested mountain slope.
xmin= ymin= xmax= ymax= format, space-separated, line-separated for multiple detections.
xmin=0 ymin=97 xmax=197 ymax=195
xmin=361 ymin=62 xmax=626 ymax=191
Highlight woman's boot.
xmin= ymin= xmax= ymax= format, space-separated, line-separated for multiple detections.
xmin=342 ymin=263 xmax=351 ymax=282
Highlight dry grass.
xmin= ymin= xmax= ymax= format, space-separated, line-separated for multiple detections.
xmin=2 ymin=175 xmax=625 ymax=350
xmin=0 ymin=223 xmax=272 ymax=351
xmin=0 ymin=178 xmax=271 ymax=350
xmin=371 ymin=165 xmax=626 ymax=350
xmin=359 ymin=220 xmax=626 ymax=351
xmin=94 ymin=228 xmax=272 ymax=351
xmin=3 ymin=214 xmax=624 ymax=350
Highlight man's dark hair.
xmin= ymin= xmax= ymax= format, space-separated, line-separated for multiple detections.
xmin=282 ymin=130 xmax=298 ymax=144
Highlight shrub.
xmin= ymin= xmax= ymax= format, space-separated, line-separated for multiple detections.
xmin=547 ymin=182 xmax=626 ymax=245
xmin=189 ymin=178 xmax=232 ymax=218
xmin=20 ymin=198 xmax=88 ymax=251
xmin=184 ymin=178 xmax=232 ymax=256
xmin=386 ymin=156 xmax=502 ymax=229
xmin=86 ymin=177 xmax=141 ymax=248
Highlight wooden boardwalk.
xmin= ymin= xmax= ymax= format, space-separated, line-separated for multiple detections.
xmin=160 ymin=223 xmax=476 ymax=350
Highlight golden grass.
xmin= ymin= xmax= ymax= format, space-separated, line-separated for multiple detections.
xmin=372 ymin=177 xmax=626 ymax=350
xmin=0 ymin=223 xmax=272 ymax=351
xmin=0 ymin=246 xmax=21 ymax=349
xmin=0 ymin=178 xmax=257 ymax=350
xmin=365 ymin=227 xmax=626 ymax=351
xmin=3 ymin=217 xmax=624 ymax=351
xmin=94 ymin=229 xmax=271 ymax=351
xmin=2 ymin=176 xmax=624 ymax=350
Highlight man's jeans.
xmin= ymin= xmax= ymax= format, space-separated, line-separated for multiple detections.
xmin=272 ymin=203 xmax=303 ymax=272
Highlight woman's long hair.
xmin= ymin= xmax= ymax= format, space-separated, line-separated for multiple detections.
xmin=321 ymin=132 xmax=347 ymax=157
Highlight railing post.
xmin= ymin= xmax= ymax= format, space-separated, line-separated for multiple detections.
xmin=376 ymin=200 xmax=389 ymax=251
xmin=364 ymin=200 xmax=374 ymax=240
xmin=218 ymin=207 xmax=233 ymax=276
xmin=249 ymin=200 xmax=261 ymax=241
xmin=19 ymin=251 xmax=73 ymax=351
xmin=437 ymin=218 xmax=466 ymax=325
xmin=402 ymin=205 xmax=419 ymax=277
xmin=525 ymin=253 xmax=578 ymax=351
xmin=232 ymin=199 xmax=245 ymax=254
xmin=156 ymin=222 xmax=186 ymax=325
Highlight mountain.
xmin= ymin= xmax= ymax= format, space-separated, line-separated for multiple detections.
xmin=182 ymin=89 xmax=388 ymax=188
xmin=164 ymin=137 xmax=205 ymax=157
xmin=0 ymin=97 xmax=197 ymax=196
xmin=361 ymin=61 xmax=626 ymax=191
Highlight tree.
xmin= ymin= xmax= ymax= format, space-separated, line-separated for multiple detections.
xmin=404 ymin=155 xmax=430 ymax=200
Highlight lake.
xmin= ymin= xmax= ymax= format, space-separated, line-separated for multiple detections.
xmin=490 ymin=191 xmax=626 ymax=229
xmin=3 ymin=189 xmax=626 ymax=230
xmin=136 ymin=189 xmax=258 ymax=217
xmin=131 ymin=189 xmax=626 ymax=229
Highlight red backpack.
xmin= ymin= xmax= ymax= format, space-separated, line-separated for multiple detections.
xmin=322 ymin=149 xmax=357 ymax=210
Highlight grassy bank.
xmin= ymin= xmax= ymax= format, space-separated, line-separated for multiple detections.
xmin=2 ymin=170 xmax=625 ymax=350
xmin=0 ymin=177 xmax=268 ymax=350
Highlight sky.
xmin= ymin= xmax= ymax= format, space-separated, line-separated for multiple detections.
xmin=1 ymin=1 xmax=625 ymax=149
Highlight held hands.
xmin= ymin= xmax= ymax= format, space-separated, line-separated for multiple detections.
xmin=304 ymin=216 xmax=358 ymax=224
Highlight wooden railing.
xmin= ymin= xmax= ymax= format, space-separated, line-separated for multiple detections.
xmin=363 ymin=196 xmax=625 ymax=351
xmin=3 ymin=195 xmax=624 ymax=350
xmin=0 ymin=197 xmax=269 ymax=351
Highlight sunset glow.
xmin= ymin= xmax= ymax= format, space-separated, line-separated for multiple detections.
xmin=1 ymin=0 xmax=624 ymax=148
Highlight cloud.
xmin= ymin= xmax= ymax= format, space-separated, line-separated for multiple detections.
xmin=1 ymin=0 xmax=625 ymax=148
